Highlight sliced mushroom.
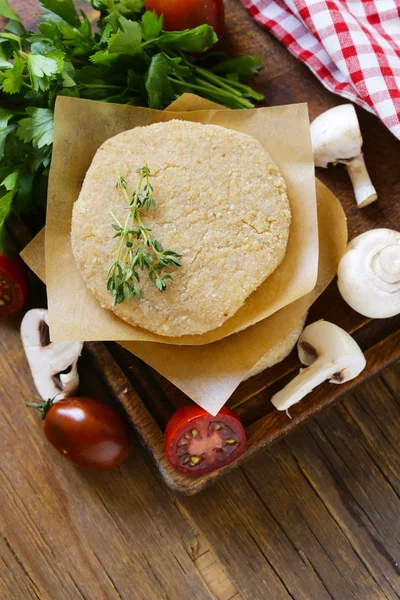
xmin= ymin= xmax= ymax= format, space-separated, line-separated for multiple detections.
xmin=311 ymin=104 xmax=377 ymax=208
xmin=271 ymin=321 xmax=366 ymax=412
xmin=21 ymin=309 xmax=83 ymax=400
xmin=337 ymin=228 xmax=400 ymax=318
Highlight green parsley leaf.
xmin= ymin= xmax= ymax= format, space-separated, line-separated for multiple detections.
xmin=0 ymin=190 xmax=15 ymax=251
xmin=0 ymin=124 xmax=16 ymax=159
xmin=90 ymin=0 xmax=144 ymax=19
xmin=210 ymin=56 xmax=262 ymax=78
xmin=26 ymin=52 xmax=62 ymax=91
xmin=17 ymin=108 xmax=54 ymax=149
xmin=1 ymin=56 xmax=25 ymax=94
xmin=108 ymin=17 xmax=142 ymax=56
xmin=146 ymin=53 xmax=190 ymax=109
xmin=0 ymin=108 xmax=14 ymax=129
xmin=37 ymin=21 xmax=62 ymax=40
xmin=12 ymin=169 xmax=35 ymax=217
xmin=90 ymin=49 xmax=122 ymax=65
xmin=0 ymin=45 xmax=12 ymax=68
xmin=140 ymin=11 xmax=162 ymax=40
xmin=1 ymin=169 xmax=19 ymax=191
xmin=0 ymin=0 xmax=20 ymax=22
xmin=156 ymin=25 xmax=217 ymax=53
xmin=0 ymin=31 xmax=22 ymax=50
xmin=39 ymin=0 xmax=81 ymax=28
xmin=5 ymin=19 xmax=25 ymax=37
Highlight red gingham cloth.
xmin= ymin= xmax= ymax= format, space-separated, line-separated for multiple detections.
xmin=240 ymin=0 xmax=400 ymax=139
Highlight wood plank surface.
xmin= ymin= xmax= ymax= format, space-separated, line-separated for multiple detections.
xmin=1 ymin=0 xmax=400 ymax=598
xmin=2 ymin=309 xmax=399 ymax=599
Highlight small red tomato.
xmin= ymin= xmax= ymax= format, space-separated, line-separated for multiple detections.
xmin=0 ymin=252 xmax=28 ymax=317
xmin=165 ymin=405 xmax=246 ymax=476
xmin=27 ymin=397 xmax=132 ymax=471
xmin=145 ymin=0 xmax=225 ymax=40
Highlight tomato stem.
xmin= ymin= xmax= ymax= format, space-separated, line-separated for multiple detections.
xmin=26 ymin=398 xmax=54 ymax=420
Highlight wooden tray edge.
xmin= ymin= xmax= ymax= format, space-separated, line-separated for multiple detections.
xmin=85 ymin=327 xmax=400 ymax=495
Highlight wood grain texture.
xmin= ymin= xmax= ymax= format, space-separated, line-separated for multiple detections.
xmin=1 ymin=291 xmax=399 ymax=600
xmin=1 ymin=1 xmax=400 ymax=598
xmin=4 ymin=0 xmax=400 ymax=492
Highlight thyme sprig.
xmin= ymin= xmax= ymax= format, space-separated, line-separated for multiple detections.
xmin=107 ymin=165 xmax=182 ymax=305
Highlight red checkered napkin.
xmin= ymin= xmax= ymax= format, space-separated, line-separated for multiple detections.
xmin=240 ymin=0 xmax=400 ymax=139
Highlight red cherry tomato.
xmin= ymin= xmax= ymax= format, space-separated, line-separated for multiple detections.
xmin=145 ymin=0 xmax=225 ymax=40
xmin=164 ymin=405 xmax=246 ymax=476
xmin=0 ymin=252 xmax=28 ymax=317
xmin=28 ymin=397 xmax=132 ymax=471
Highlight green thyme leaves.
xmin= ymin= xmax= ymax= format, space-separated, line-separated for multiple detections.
xmin=107 ymin=166 xmax=182 ymax=304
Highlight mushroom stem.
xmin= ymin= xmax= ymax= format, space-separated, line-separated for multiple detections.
xmin=345 ymin=154 xmax=377 ymax=208
xmin=310 ymin=104 xmax=377 ymax=210
xmin=271 ymin=357 xmax=342 ymax=412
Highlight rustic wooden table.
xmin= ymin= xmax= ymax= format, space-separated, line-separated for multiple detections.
xmin=1 ymin=1 xmax=400 ymax=598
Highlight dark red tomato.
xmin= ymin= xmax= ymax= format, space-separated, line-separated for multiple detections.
xmin=0 ymin=252 xmax=28 ymax=317
xmin=145 ymin=0 xmax=225 ymax=40
xmin=164 ymin=405 xmax=246 ymax=476
xmin=28 ymin=397 xmax=132 ymax=471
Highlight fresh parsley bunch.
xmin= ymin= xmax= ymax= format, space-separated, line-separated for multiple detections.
xmin=0 ymin=0 xmax=263 ymax=253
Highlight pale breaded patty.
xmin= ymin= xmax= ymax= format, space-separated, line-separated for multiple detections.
xmin=244 ymin=314 xmax=307 ymax=380
xmin=71 ymin=120 xmax=291 ymax=337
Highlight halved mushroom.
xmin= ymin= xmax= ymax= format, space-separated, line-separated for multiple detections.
xmin=337 ymin=228 xmax=400 ymax=318
xmin=271 ymin=321 xmax=366 ymax=412
xmin=21 ymin=309 xmax=83 ymax=400
xmin=311 ymin=104 xmax=377 ymax=208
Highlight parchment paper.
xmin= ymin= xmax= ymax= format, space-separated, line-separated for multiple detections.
xmin=45 ymin=95 xmax=319 ymax=344
xmin=21 ymin=177 xmax=347 ymax=414
xmin=120 ymin=179 xmax=347 ymax=413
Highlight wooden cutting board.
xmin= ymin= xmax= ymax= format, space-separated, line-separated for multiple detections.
xmin=14 ymin=0 xmax=400 ymax=494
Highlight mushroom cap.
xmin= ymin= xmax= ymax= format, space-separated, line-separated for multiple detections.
xmin=311 ymin=104 xmax=363 ymax=168
xmin=337 ymin=229 xmax=400 ymax=318
xmin=298 ymin=320 xmax=366 ymax=383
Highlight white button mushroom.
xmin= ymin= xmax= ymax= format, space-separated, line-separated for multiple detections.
xmin=271 ymin=321 xmax=366 ymax=412
xmin=21 ymin=309 xmax=83 ymax=400
xmin=337 ymin=228 xmax=400 ymax=318
xmin=311 ymin=104 xmax=377 ymax=209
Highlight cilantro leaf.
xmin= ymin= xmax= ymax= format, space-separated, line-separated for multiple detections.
xmin=108 ymin=17 xmax=142 ymax=55
xmin=1 ymin=55 xmax=25 ymax=94
xmin=17 ymin=108 xmax=54 ymax=149
xmin=39 ymin=0 xmax=80 ymax=28
xmin=146 ymin=53 xmax=190 ymax=109
xmin=156 ymin=25 xmax=218 ymax=53
xmin=0 ymin=0 xmax=20 ymax=22
xmin=141 ymin=11 xmax=162 ymax=40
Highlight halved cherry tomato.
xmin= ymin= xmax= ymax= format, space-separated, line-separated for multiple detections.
xmin=145 ymin=0 xmax=225 ymax=40
xmin=0 ymin=252 xmax=28 ymax=317
xmin=164 ymin=405 xmax=246 ymax=476
xmin=27 ymin=397 xmax=132 ymax=471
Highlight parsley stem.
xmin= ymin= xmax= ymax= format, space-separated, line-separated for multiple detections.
xmin=193 ymin=67 xmax=243 ymax=98
xmin=168 ymin=77 xmax=254 ymax=108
